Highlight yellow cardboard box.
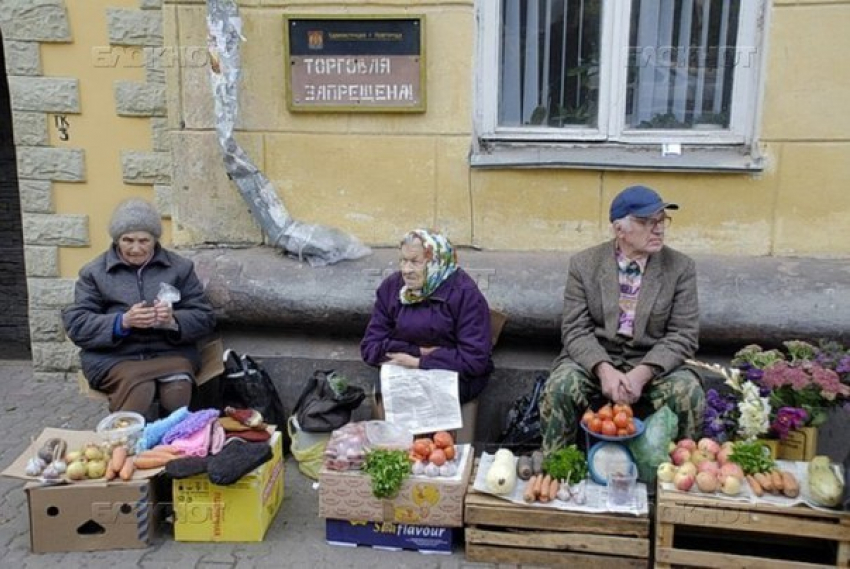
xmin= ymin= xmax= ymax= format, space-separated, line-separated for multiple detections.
xmin=173 ymin=432 xmax=284 ymax=542
xmin=777 ymin=426 xmax=818 ymax=462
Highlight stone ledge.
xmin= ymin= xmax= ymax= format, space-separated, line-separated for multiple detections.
xmin=185 ymin=246 xmax=850 ymax=347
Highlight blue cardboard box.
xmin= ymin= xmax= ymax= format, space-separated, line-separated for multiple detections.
xmin=325 ymin=519 xmax=453 ymax=554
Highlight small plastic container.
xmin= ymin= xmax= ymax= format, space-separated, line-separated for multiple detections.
xmin=606 ymin=461 xmax=638 ymax=508
xmin=96 ymin=411 xmax=145 ymax=451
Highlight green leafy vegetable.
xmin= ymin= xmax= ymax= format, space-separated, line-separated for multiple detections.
xmin=363 ymin=449 xmax=411 ymax=499
xmin=729 ymin=440 xmax=776 ymax=475
xmin=542 ymin=445 xmax=587 ymax=484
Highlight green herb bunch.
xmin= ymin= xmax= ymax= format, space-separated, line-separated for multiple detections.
xmin=729 ymin=440 xmax=776 ymax=475
xmin=542 ymin=445 xmax=587 ymax=484
xmin=362 ymin=449 xmax=411 ymax=499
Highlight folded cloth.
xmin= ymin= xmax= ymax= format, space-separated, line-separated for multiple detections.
xmin=164 ymin=456 xmax=209 ymax=479
xmin=171 ymin=422 xmax=214 ymax=457
xmin=209 ymin=422 xmax=226 ymax=455
xmin=225 ymin=429 xmax=271 ymax=443
xmin=162 ymin=408 xmax=220 ymax=445
xmin=218 ymin=416 xmax=251 ymax=432
xmin=208 ymin=439 xmax=273 ymax=485
xmin=136 ymin=406 xmax=190 ymax=453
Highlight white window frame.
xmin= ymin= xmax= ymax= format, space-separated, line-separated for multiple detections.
xmin=473 ymin=0 xmax=769 ymax=171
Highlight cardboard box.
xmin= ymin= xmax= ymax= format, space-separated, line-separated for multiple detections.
xmin=318 ymin=444 xmax=473 ymax=528
xmin=26 ymin=479 xmax=155 ymax=553
xmin=777 ymin=426 xmax=818 ymax=462
xmin=1 ymin=427 xmax=165 ymax=554
xmin=326 ymin=519 xmax=453 ymax=553
xmin=173 ymin=431 xmax=284 ymax=542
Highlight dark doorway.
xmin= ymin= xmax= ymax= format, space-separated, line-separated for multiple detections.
xmin=0 ymin=30 xmax=32 ymax=358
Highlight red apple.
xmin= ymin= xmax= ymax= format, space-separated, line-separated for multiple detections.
xmin=697 ymin=438 xmax=721 ymax=456
xmin=677 ymin=438 xmax=697 ymax=451
xmin=671 ymin=447 xmax=692 ymax=466
xmin=673 ymin=471 xmax=695 ymax=492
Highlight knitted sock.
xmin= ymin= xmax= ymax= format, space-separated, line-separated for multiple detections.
xmin=165 ymin=456 xmax=209 ymax=479
xmin=207 ymin=440 xmax=273 ymax=485
xmin=136 ymin=406 xmax=191 ymax=453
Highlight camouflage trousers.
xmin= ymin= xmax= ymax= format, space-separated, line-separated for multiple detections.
xmin=539 ymin=359 xmax=705 ymax=455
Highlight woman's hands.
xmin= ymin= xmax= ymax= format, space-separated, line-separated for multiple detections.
xmin=121 ymin=300 xmax=176 ymax=331
xmin=384 ymin=346 xmax=438 ymax=369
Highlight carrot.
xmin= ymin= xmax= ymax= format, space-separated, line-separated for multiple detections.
xmin=770 ymin=470 xmax=784 ymax=493
xmin=133 ymin=455 xmax=174 ymax=470
xmin=781 ymin=471 xmax=799 ymax=498
xmin=152 ymin=445 xmax=183 ymax=455
xmin=531 ymin=473 xmax=544 ymax=501
xmin=539 ymin=474 xmax=552 ymax=503
xmin=549 ymin=478 xmax=559 ymax=501
xmin=110 ymin=446 xmax=128 ymax=474
xmin=119 ymin=457 xmax=136 ymax=480
xmin=523 ymin=475 xmax=538 ymax=503
xmin=754 ymin=472 xmax=773 ymax=493
xmin=747 ymin=475 xmax=764 ymax=497
xmin=136 ymin=450 xmax=178 ymax=461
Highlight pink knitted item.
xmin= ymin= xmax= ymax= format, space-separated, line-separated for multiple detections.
xmin=171 ymin=422 xmax=213 ymax=457
xmin=209 ymin=422 xmax=225 ymax=455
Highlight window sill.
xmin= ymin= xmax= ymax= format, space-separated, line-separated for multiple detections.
xmin=470 ymin=141 xmax=765 ymax=173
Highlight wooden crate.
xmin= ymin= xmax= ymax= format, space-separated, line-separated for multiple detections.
xmin=656 ymin=487 xmax=850 ymax=568
xmin=464 ymin=488 xmax=650 ymax=568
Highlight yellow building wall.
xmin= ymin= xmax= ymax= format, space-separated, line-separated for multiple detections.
xmin=40 ymin=0 xmax=170 ymax=279
xmin=44 ymin=0 xmax=850 ymax=285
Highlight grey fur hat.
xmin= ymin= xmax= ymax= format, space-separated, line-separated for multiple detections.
xmin=108 ymin=199 xmax=162 ymax=241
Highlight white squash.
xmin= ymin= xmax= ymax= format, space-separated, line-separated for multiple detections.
xmin=485 ymin=449 xmax=517 ymax=495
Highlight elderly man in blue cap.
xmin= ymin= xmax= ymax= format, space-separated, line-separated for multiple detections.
xmin=540 ymin=185 xmax=705 ymax=454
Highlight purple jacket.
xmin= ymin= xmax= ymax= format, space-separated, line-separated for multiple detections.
xmin=361 ymin=268 xmax=494 ymax=403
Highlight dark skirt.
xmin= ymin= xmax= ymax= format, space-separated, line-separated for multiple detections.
xmin=99 ymin=356 xmax=194 ymax=412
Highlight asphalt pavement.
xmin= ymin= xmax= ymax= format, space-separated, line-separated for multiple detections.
xmin=0 ymin=360 xmax=506 ymax=569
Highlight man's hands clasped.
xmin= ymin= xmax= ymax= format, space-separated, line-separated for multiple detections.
xmin=595 ymin=362 xmax=655 ymax=405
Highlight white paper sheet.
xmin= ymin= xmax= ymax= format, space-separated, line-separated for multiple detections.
xmin=472 ymin=452 xmax=649 ymax=516
xmin=380 ymin=365 xmax=462 ymax=435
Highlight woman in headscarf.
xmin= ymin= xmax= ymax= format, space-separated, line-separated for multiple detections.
xmin=63 ymin=198 xmax=216 ymax=418
xmin=361 ymin=229 xmax=494 ymax=409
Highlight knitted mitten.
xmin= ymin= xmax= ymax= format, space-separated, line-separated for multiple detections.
xmin=162 ymin=409 xmax=220 ymax=445
xmin=207 ymin=440 xmax=273 ymax=485
xmin=136 ymin=406 xmax=190 ymax=453
xmin=164 ymin=456 xmax=209 ymax=479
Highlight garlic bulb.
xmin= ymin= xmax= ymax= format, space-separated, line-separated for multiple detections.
xmin=25 ymin=457 xmax=46 ymax=476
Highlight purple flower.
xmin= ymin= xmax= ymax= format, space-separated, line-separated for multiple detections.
xmin=771 ymin=407 xmax=808 ymax=440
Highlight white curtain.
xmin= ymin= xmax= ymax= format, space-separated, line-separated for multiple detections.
xmin=630 ymin=0 xmax=735 ymax=127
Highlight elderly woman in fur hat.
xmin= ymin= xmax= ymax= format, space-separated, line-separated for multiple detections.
xmin=63 ymin=199 xmax=215 ymax=418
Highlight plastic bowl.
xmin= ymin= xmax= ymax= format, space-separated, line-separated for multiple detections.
xmin=96 ymin=411 xmax=145 ymax=450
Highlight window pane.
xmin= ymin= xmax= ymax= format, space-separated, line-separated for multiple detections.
xmin=626 ymin=0 xmax=741 ymax=130
xmin=499 ymin=0 xmax=602 ymax=128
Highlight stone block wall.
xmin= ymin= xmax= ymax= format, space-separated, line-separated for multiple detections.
xmin=2 ymin=0 xmax=171 ymax=376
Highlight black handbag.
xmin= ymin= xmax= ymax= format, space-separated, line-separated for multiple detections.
xmin=291 ymin=369 xmax=365 ymax=433
xmin=497 ymin=373 xmax=547 ymax=452
xmin=220 ymin=349 xmax=289 ymax=432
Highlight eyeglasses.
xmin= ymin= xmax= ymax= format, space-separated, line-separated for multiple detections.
xmin=631 ymin=214 xmax=672 ymax=231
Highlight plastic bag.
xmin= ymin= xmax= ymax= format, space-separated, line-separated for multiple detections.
xmin=365 ymin=420 xmax=412 ymax=451
xmin=287 ymin=416 xmax=330 ymax=480
xmin=627 ymin=405 xmax=678 ymax=484
xmin=323 ymin=422 xmax=368 ymax=471
xmin=154 ymin=283 xmax=181 ymax=329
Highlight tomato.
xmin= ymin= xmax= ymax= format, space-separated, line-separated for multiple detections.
xmin=613 ymin=411 xmax=630 ymax=429
xmin=589 ymin=417 xmax=603 ymax=433
xmin=581 ymin=410 xmax=595 ymax=425
xmin=597 ymin=404 xmax=614 ymax=421
xmin=616 ymin=428 xmax=629 ymax=437
xmin=626 ymin=422 xmax=637 ymax=435
xmin=613 ymin=403 xmax=633 ymax=418
xmin=601 ymin=420 xmax=617 ymax=437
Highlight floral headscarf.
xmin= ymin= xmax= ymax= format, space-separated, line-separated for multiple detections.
xmin=399 ymin=229 xmax=458 ymax=305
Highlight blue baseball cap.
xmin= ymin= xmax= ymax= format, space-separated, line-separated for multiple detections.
xmin=609 ymin=185 xmax=679 ymax=222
